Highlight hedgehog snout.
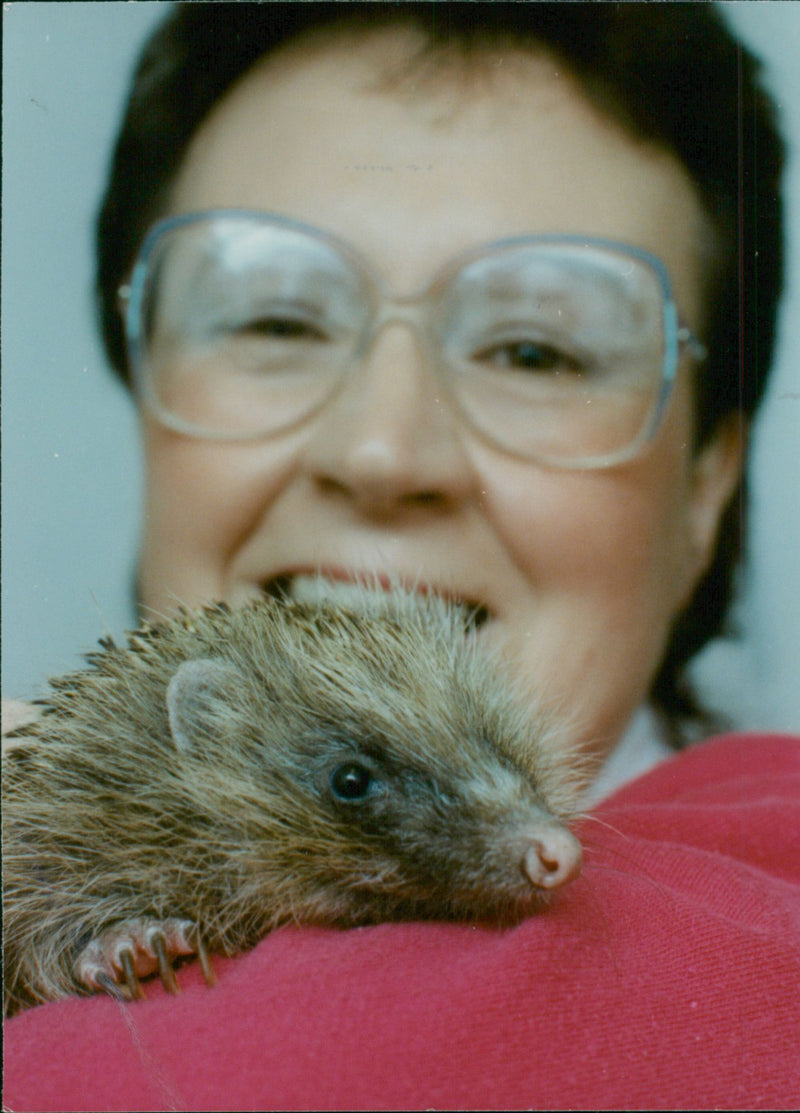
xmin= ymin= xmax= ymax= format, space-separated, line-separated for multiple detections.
xmin=520 ymin=823 xmax=582 ymax=890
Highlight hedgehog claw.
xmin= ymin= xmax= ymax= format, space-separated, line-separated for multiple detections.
xmin=119 ymin=947 xmax=145 ymax=1000
xmin=94 ymin=970 xmax=131 ymax=1003
xmin=152 ymin=931 xmax=180 ymax=994
xmin=75 ymin=916 xmax=202 ymax=1000
xmin=192 ymin=929 xmax=217 ymax=988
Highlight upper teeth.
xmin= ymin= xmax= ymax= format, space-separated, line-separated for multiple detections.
xmin=283 ymin=574 xmax=488 ymax=628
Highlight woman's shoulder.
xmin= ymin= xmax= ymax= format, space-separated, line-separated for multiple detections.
xmin=605 ymin=729 xmax=800 ymax=807
xmin=4 ymin=730 xmax=799 ymax=1112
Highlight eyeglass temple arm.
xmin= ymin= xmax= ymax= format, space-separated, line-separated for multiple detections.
xmin=677 ymin=324 xmax=707 ymax=362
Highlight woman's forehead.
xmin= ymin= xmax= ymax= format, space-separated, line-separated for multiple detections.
xmin=169 ymin=22 xmax=708 ymax=327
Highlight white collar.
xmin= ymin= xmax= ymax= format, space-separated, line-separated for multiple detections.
xmin=582 ymin=706 xmax=673 ymax=807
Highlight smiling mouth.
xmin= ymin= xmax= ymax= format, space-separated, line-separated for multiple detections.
xmin=262 ymin=572 xmax=492 ymax=631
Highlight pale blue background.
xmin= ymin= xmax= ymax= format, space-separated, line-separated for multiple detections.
xmin=2 ymin=2 xmax=799 ymax=731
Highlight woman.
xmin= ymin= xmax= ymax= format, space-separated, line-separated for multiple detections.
xmin=92 ymin=1 xmax=783 ymax=762
xmin=4 ymin=5 xmax=799 ymax=1109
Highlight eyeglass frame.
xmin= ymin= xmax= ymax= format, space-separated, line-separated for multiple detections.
xmin=118 ymin=209 xmax=708 ymax=469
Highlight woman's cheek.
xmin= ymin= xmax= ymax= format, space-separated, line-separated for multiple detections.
xmin=137 ymin=425 xmax=293 ymax=610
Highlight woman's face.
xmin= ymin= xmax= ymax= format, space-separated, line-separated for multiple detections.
xmin=137 ymin=29 xmax=741 ymax=759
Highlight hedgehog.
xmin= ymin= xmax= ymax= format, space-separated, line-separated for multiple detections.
xmin=2 ymin=587 xmax=584 ymax=1016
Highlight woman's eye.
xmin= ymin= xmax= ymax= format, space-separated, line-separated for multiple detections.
xmin=237 ymin=316 xmax=328 ymax=342
xmin=474 ymin=339 xmax=582 ymax=374
xmin=329 ymin=761 xmax=374 ymax=801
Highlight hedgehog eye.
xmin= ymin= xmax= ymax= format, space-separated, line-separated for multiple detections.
xmin=329 ymin=761 xmax=373 ymax=801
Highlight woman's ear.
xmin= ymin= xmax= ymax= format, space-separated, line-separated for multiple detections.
xmin=685 ymin=413 xmax=746 ymax=582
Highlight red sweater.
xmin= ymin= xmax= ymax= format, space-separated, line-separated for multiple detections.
xmin=4 ymin=732 xmax=799 ymax=1111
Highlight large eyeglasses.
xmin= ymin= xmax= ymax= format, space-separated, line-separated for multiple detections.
xmin=120 ymin=211 xmax=706 ymax=469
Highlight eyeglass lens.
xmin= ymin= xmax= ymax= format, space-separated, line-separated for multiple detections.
xmin=132 ymin=215 xmax=671 ymax=466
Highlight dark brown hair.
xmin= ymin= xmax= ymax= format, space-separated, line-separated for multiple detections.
xmin=96 ymin=2 xmax=785 ymax=745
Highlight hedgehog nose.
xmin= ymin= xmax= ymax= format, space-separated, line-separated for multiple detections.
xmin=522 ymin=825 xmax=583 ymax=890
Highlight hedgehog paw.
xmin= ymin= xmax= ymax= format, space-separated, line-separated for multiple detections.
xmin=74 ymin=916 xmax=216 ymax=1000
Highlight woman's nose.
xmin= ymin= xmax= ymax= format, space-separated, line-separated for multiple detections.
xmin=300 ymin=324 xmax=476 ymax=517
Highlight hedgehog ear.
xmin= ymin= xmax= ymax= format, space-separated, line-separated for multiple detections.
xmin=166 ymin=658 xmax=239 ymax=753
